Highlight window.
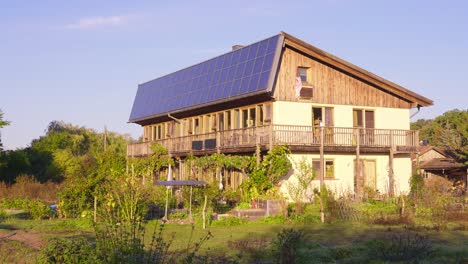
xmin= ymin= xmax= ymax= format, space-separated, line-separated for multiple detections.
xmin=225 ymin=111 xmax=231 ymax=130
xmin=194 ymin=118 xmax=200 ymax=134
xmin=152 ymin=124 xmax=165 ymax=140
xmin=249 ymin=107 xmax=256 ymax=127
xmin=264 ymin=104 xmax=272 ymax=123
xmin=353 ymin=109 xmax=374 ymax=128
xmin=257 ymin=105 xmax=264 ymax=126
xmin=312 ymin=159 xmax=335 ymax=179
xmin=242 ymin=109 xmax=249 ymax=128
xmin=312 ymin=107 xmax=334 ymax=127
xmin=233 ymin=110 xmax=240 ymax=129
xmin=218 ymin=113 xmax=224 ymax=131
xmin=298 ymin=67 xmax=308 ymax=82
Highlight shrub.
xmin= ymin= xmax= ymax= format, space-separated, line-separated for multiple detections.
xmin=39 ymin=236 xmax=96 ymax=264
xmin=0 ymin=209 xmax=6 ymax=221
xmin=358 ymin=198 xmax=399 ymax=223
xmin=0 ymin=175 xmax=59 ymax=203
xmin=257 ymin=215 xmax=287 ymax=225
xmin=168 ymin=210 xmax=188 ymax=220
xmin=235 ymin=202 xmax=251 ymax=209
xmin=366 ymin=232 xmax=434 ymax=262
xmin=29 ymin=199 xmax=53 ymax=219
xmin=272 ymin=228 xmax=303 ymax=264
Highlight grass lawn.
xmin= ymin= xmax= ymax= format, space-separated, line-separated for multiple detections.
xmin=1 ymin=217 xmax=467 ymax=263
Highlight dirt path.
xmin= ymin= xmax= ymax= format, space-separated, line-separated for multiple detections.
xmin=0 ymin=230 xmax=44 ymax=250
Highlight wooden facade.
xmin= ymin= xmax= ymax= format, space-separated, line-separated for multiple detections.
xmin=274 ymin=47 xmax=414 ymax=108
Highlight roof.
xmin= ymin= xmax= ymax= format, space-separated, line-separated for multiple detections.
xmin=418 ymin=145 xmax=457 ymax=159
xmin=129 ymin=32 xmax=433 ymax=124
xmin=420 ymin=158 xmax=467 ymax=170
xmin=129 ymin=34 xmax=283 ymax=124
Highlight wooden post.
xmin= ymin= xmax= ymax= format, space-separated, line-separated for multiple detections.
xmin=189 ymin=186 xmax=193 ymax=221
xmin=389 ymin=130 xmax=395 ymax=197
xmin=93 ymin=196 xmax=97 ymax=223
xmin=164 ymin=188 xmax=169 ymax=220
xmin=216 ymin=130 xmax=221 ymax=153
xmin=269 ymin=124 xmax=273 ymax=150
xmin=256 ymin=131 xmax=261 ymax=165
xmin=202 ymin=194 xmax=208 ymax=229
xmin=355 ymin=128 xmax=361 ymax=198
xmin=319 ymin=126 xmax=325 ymax=190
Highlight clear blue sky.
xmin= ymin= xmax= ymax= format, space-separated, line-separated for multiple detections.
xmin=1 ymin=0 xmax=467 ymax=150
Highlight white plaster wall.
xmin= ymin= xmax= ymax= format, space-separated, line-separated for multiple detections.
xmin=272 ymin=101 xmax=410 ymax=130
xmin=279 ymin=153 xmax=411 ymax=200
xmin=393 ymin=155 xmax=412 ymax=194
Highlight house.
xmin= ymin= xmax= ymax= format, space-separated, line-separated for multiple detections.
xmin=415 ymin=145 xmax=467 ymax=191
xmin=128 ymin=32 xmax=433 ymax=198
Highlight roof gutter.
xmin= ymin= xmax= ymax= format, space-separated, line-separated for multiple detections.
xmin=168 ymin=113 xmax=181 ymax=123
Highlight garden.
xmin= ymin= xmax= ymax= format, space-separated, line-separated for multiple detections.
xmin=0 ymin=121 xmax=467 ymax=263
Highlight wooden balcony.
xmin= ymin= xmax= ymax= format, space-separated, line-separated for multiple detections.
xmin=127 ymin=125 xmax=419 ymax=157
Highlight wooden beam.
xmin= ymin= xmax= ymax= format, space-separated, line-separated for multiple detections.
xmin=320 ymin=126 xmax=325 ymax=189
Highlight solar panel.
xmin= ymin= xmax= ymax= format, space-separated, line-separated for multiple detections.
xmin=129 ymin=34 xmax=282 ymax=122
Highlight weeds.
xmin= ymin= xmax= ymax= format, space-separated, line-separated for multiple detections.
xmin=366 ymin=232 xmax=434 ymax=262
xmin=272 ymin=228 xmax=303 ymax=264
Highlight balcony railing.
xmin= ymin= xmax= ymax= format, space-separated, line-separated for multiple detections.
xmin=127 ymin=125 xmax=419 ymax=157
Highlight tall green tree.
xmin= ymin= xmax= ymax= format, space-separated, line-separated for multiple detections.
xmin=0 ymin=109 xmax=11 ymax=152
xmin=412 ymin=109 xmax=468 ymax=164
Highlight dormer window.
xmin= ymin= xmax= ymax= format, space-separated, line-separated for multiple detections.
xmin=298 ymin=67 xmax=308 ymax=82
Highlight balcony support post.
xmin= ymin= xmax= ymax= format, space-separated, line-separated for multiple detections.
xmin=319 ymin=126 xmax=325 ymax=190
xmin=388 ymin=130 xmax=395 ymax=197
xmin=355 ymin=128 xmax=362 ymax=199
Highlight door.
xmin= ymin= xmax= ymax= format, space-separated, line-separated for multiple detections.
xmin=353 ymin=109 xmax=375 ymax=145
xmin=363 ymin=160 xmax=377 ymax=191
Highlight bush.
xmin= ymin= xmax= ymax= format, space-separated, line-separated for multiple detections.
xmin=358 ymin=198 xmax=399 ymax=222
xmin=29 ymin=199 xmax=53 ymax=220
xmin=0 ymin=197 xmax=30 ymax=210
xmin=257 ymin=215 xmax=287 ymax=225
xmin=39 ymin=236 xmax=96 ymax=264
xmin=272 ymin=228 xmax=303 ymax=264
xmin=235 ymin=202 xmax=251 ymax=209
xmin=366 ymin=232 xmax=434 ymax=262
xmin=0 ymin=175 xmax=59 ymax=203
xmin=0 ymin=210 xmax=6 ymax=221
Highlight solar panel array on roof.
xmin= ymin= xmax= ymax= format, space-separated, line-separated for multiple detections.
xmin=129 ymin=34 xmax=282 ymax=122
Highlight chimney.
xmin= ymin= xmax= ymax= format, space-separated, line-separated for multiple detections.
xmin=232 ymin=45 xmax=244 ymax=51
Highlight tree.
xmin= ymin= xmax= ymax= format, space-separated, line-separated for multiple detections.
xmin=0 ymin=109 xmax=11 ymax=152
xmin=412 ymin=109 xmax=468 ymax=164
xmin=286 ymin=157 xmax=315 ymax=214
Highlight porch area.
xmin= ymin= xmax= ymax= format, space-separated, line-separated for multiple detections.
xmin=127 ymin=125 xmax=419 ymax=157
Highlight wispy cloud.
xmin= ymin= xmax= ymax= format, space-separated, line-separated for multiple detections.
xmin=65 ymin=15 xmax=134 ymax=29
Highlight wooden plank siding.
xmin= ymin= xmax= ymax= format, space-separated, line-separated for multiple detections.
xmin=273 ymin=47 xmax=413 ymax=109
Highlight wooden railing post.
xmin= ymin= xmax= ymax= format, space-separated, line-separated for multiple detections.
xmin=415 ymin=130 xmax=419 ymax=146
xmin=255 ymin=127 xmax=261 ymax=165
xmin=216 ymin=130 xmax=221 ymax=153
xmin=269 ymin=124 xmax=273 ymax=150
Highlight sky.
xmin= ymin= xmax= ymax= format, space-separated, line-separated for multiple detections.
xmin=1 ymin=0 xmax=467 ymax=150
